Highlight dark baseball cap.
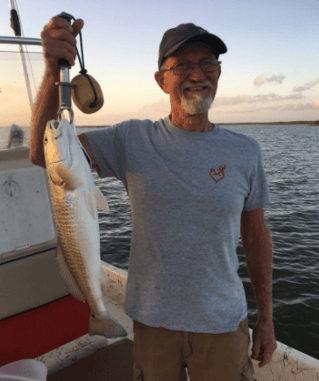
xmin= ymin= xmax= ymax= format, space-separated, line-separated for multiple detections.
xmin=158 ymin=23 xmax=227 ymax=69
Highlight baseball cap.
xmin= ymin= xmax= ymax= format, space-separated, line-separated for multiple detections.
xmin=158 ymin=23 xmax=227 ymax=69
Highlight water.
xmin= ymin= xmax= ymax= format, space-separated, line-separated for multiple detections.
xmin=1 ymin=124 xmax=318 ymax=359
xmin=225 ymin=125 xmax=319 ymax=360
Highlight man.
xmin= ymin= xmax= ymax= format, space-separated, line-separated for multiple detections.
xmin=7 ymin=124 xmax=24 ymax=148
xmin=30 ymin=17 xmax=276 ymax=381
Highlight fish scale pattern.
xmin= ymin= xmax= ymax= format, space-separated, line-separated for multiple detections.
xmin=45 ymin=119 xmax=105 ymax=317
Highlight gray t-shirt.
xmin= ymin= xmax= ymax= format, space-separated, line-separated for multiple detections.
xmin=86 ymin=116 xmax=271 ymax=333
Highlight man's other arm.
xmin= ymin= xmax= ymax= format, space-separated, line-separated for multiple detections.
xmin=240 ymin=208 xmax=277 ymax=367
xmin=77 ymin=133 xmax=101 ymax=174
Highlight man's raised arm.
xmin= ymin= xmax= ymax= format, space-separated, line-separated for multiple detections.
xmin=29 ymin=16 xmax=84 ymax=168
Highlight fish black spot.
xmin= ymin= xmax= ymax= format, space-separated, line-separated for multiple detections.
xmin=92 ymin=314 xmax=95 ymax=318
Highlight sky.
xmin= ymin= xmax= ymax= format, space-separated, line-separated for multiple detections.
xmin=0 ymin=0 xmax=319 ymax=126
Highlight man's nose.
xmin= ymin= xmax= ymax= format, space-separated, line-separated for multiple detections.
xmin=188 ymin=64 xmax=207 ymax=81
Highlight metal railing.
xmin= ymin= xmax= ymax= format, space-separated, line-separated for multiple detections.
xmin=0 ymin=36 xmax=42 ymax=46
xmin=0 ymin=36 xmax=42 ymax=108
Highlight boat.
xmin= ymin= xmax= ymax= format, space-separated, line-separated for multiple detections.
xmin=1 ymin=3 xmax=319 ymax=380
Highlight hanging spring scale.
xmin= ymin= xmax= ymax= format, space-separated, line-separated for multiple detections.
xmin=56 ymin=12 xmax=74 ymax=124
xmin=56 ymin=12 xmax=104 ymax=123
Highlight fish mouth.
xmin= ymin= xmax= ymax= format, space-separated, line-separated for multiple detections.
xmin=44 ymin=121 xmax=68 ymax=164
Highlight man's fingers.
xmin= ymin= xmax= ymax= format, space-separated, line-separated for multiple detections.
xmin=251 ymin=331 xmax=277 ymax=367
xmin=42 ymin=17 xmax=83 ymax=45
xmin=45 ymin=16 xmax=74 ymax=32
xmin=258 ymin=352 xmax=273 ymax=368
xmin=41 ymin=16 xmax=84 ymax=72
xmin=251 ymin=347 xmax=272 ymax=368
xmin=43 ymin=44 xmax=77 ymax=66
xmin=71 ymin=19 xmax=84 ymax=38
xmin=41 ymin=26 xmax=77 ymax=47
xmin=251 ymin=338 xmax=261 ymax=361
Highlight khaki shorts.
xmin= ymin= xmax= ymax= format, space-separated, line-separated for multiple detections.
xmin=133 ymin=318 xmax=255 ymax=381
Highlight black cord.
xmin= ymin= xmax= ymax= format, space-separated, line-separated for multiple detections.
xmin=65 ymin=13 xmax=98 ymax=108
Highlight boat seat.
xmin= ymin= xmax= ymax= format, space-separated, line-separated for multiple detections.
xmin=0 ymin=147 xmax=68 ymax=320
xmin=0 ymin=148 xmax=56 ymax=262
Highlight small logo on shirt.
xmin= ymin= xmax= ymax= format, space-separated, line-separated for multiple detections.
xmin=209 ymin=165 xmax=226 ymax=183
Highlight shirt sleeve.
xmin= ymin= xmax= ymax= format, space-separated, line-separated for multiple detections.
xmin=85 ymin=123 xmax=127 ymax=184
xmin=243 ymin=142 xmax=271 ymax=211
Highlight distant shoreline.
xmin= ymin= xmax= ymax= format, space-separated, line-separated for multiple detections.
xmin=218 ymin=120 xmax=319 ymax=126
xmin=77 ymin=120 xmax=319 ymax=128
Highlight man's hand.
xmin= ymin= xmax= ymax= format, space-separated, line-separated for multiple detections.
xmin=41 ymin=16 xmax=84 ymax=77
xmin=251 ymin=319 xmax=277 ymax=367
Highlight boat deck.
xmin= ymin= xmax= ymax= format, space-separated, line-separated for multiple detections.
xmin=46 ymin=338 xmax=134 ymax=381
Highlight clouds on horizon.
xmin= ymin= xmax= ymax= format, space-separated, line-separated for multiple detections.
xmin=214 ymin=93 xmax=304 ymax=106
xmin=293 ymin=77 xmax=319 ymax=92
xmin=214 ymin=100 xmax=319 ymax=114
xmin=253 ymin=74 xmax=319 ymax=93
xmin=254 ymin=74 xmax=286 ymax=87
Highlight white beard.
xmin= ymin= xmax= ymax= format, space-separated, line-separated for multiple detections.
xmin=180 ymin=92 xmax=213 ymax=115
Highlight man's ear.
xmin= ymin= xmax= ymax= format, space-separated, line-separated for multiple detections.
xmin=154 ymin=71 xmax=169 ymax=94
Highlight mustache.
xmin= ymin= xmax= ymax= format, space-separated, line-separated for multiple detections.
xmin=181 ymin=79 xmax=213 ymax=91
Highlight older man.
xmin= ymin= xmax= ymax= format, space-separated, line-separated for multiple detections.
xmin=30 ymin=17 xmax=276 ymax=381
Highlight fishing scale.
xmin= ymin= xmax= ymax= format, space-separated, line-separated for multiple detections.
xmin=56 ymin=12 xmax=104 ymax=123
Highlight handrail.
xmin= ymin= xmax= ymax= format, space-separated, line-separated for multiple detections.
xmin=0 ymin=36 xmax=42 ymax=46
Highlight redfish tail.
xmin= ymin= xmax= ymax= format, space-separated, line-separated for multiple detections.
xmin=88 ymin=314 xmax=127 ymax=338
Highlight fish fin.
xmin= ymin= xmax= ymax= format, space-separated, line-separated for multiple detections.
xmin=88 ymin=314 xmax=127 ymax=338
xmin=95 ymin=187 xmax=109 ymax=212
xmin=56 ymin=239 xmax=86 ymax=302
xmin=55 ymin=164 xmax=83 ymax=190
xmin=85 ymin=190 xmax=97 ymax=220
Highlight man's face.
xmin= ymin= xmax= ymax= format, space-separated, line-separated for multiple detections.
xmin=155 ymin=42 xmax=221 ymax=116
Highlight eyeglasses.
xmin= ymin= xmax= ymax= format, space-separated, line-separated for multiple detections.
xmin=160 ymin=60 xmax=221 ymax=76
